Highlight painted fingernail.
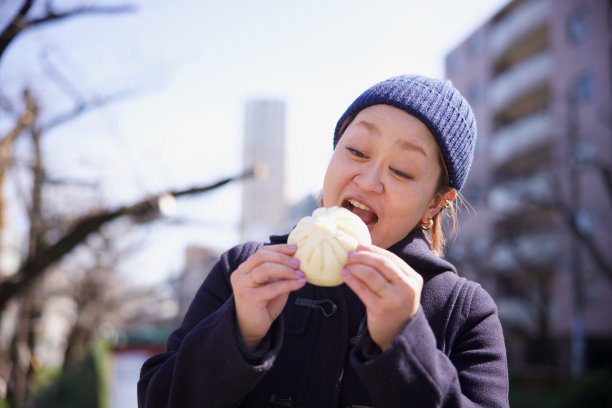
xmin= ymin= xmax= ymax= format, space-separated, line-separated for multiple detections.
xmin=295 ymin=270 xmax=305 ymax=278
xmin=341 ymin=268 xmax=348 ymax=276
xmin=287 ymin=244 xmax=297 ymax=249
xmin=290 ymin=258 xmax=300 ymax=267
xmin=298 ymin=278 xmax=307 ymax=284
xmin=357 ymin=244 xmax=366 ymax=250
xmin=348 ymin=251 xmax=356 ymax=259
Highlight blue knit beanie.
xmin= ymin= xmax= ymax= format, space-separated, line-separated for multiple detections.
xmin=333 ymin=75 xmax=477 ymax=191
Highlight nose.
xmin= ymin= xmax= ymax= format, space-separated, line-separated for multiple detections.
xmin=354 ymin=162 xmax=384 ymax=193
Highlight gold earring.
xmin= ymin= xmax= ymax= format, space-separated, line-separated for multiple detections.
xmin=421 ymin=218 xmax=434 ymax=230
xmin=442 ymin=200 xmax=452 ymax=210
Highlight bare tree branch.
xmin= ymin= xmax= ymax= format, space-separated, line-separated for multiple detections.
xmin=0 ymin=90 xmax=37 ymax=149
xmin=559 ymin=202 xmax=612 ymax=283
xmin=0 ymin=89 xmax=38 ymax=231
xmin=599 ymin=165 xmax=612 ymax=203
xmin=25 ymin=4 xmax=136 ymax=27
xmin=551 ymin=174 xmax=612 ymax=284
xmin=0 ymin=168 xmax=255 ymax=311
xmin=40 ymin=49 xmax=86 ymax=106
xmin=0 ymin=0 xmax=35 ymax=61
xmin=43 ymin=89 xmax=136 ymax=131
xmin=0 ymin=1 xmax=135 ymax=61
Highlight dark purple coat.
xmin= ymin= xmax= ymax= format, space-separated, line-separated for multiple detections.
xmin=138 ymin=230 xmax=509 ymax=407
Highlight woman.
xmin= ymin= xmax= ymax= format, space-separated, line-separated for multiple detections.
xmin=138 ymin=75 xmax=509 ymax=407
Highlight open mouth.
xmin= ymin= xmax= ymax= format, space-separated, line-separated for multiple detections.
xmin=343 ymin=198 xmax=378 ymax=227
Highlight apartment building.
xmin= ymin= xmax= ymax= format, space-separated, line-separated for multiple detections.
xmin=445 ymin=0 xmax=611 ymax=376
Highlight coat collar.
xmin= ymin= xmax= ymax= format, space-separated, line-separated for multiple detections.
xmin=387 ymin=229 xmax=457 ymax=277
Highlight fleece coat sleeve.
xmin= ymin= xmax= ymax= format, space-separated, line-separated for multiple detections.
xmin=351 ymin=279 xmax=509 ymax=408
xmin=137 ymin=242 xmax=279 ymax=408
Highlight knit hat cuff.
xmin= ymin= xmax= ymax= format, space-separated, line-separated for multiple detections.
xmin=333 ymin=75 xmax=477 ymax=191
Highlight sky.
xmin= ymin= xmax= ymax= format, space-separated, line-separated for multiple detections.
xmin=0 ymin=0 xmax=508 ymax=284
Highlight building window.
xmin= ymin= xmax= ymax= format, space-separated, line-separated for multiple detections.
xmin=567 ymin=8 xmax=591 ymax=43
xmin=574 ymin=208 xmax=597 ymax=237
xmin=571 ymin=73 xmax=595 ymax=102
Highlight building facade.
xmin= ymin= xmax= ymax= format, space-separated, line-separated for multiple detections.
xmin=175 ymin=246 xmax=220 ymax=320
xmin=445 ymin=0 xmax=611 ymax=377
xmin=241 ymin=99 xmax=287 ymax=242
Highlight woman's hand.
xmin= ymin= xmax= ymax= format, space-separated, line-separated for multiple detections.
xmin=342 ymin=244 xmax=423 ymax=351
xmin=230 ymin=244 xmax=306 ymax=351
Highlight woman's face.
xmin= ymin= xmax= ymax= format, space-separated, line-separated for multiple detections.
xmin=322 ymin=104 xmax=446 ymax=249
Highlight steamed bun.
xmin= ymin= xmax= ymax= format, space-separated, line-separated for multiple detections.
xmin=288 ymin=206 xmax=371 ymax=286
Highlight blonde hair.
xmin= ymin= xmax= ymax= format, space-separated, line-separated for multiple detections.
xmin=426 ymin=149 xmax=462 ymax=257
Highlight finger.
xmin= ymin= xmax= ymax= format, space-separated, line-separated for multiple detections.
xmin=342 ymin=265 xmax=383 ymax=307
xmin=236 ymin=245 xmax=301 ymax=277
xmin=357 ymin=245 xmax=416 ymax=276
xmin=248 ymin=262 xmax=305 ymax=286
xmin=240 ymin=275 xmax=307 ymax=303
xmin=354 ymin=244 xmax=408 ymax=267
xmin=347 ymin=247 xmax=408 ymax=284
xmin=343 ymin=262 xmax=418 ymax=321
xmin=266 ymin=243 xmax=299 ymax=256
xmin=343 ymin=263 xmax=389 ymax=297
xmin=258 ymin=244 xmax=299 ymax=264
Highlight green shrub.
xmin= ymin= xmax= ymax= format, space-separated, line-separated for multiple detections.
xmin=553 ymin=371 xmax=612 ymax=408
xmin=510 ymin=370 xmax=612 ymax=408
xmin=30 ymin=342 xmax=110 ymax=408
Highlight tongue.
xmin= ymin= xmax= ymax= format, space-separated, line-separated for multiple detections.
xmin=351 ymin=207 xmax=377 ymax=226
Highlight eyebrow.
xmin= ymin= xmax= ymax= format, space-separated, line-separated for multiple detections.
xmin=355 ymin=120 xmax=428 ymax=158
xmin=355 ymin=120 xmax=380 ymax=137
xmin=397 ymin=139 xmax=428 ymax=158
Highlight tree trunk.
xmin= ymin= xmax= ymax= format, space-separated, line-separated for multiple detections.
xmin=6 ymin=292 xmax=34 ymax=407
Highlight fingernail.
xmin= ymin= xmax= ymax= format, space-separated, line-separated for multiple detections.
xmin=290 ymin=258 xmax=300 ymax=267
xmin=341 ymin=268 xmax=348 ymax=276
xmin=357 ymin=244 xmax=366 ymax=250
xmin=298 ymin=278 xmax=307 ymax=284
xmin=287 ymin=244 xmax=297 ymax=249
xmin=295 ymin=270 xmax=305 ymax=278
xmin=348 ymin=251 xmax=356 ymax=259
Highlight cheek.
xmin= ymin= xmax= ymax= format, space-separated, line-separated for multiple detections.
xmin=322 ymin=157 xmax=342 ymax=206
xmin=392 ymin=205 xmax=421 ymax=231
xmin=386 ymin=190 xmax=428 ymax=229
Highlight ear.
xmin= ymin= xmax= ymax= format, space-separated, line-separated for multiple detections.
xmin=420 ymin=188 xmax=457 ymax=222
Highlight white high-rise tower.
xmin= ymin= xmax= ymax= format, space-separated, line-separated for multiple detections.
xmin=241 ymin=99 xmax=286 ymax=242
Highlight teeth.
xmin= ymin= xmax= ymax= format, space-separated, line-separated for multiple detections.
xmin=348 ymin=199 xmax=371 ymax=211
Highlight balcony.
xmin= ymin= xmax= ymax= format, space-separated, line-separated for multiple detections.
xmin=494 ymin=206 xmax=556 ymax=240
xmin=490 ymin=232 xmax=559 ymax=272
xmin=489 ymin=51 xmax=553 ymax=112
xmin=489 ymin=0 xmax=551 ymax=59
xmin=491 ymin=111 xmax=552 ymax=165
xmin=488 ymin=171 xmax=554 ymax=214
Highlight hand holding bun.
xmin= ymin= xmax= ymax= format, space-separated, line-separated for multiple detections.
xmin=288 ymin=206 xmax=371 ymax=286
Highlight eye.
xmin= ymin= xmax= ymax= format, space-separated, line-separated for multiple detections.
xmin=346 ymin=147 xmax=367 ymax=158
xmin=390 ymin=167 xmax=412 ymax=180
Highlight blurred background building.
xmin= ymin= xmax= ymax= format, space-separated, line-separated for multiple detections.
xmin=174 ymin=246 xmax=219 ymax=319
xmin=241 ymin=99 xmax=287 ymax=242
xmin=445 ymin=0 xmax=611 ymax=378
